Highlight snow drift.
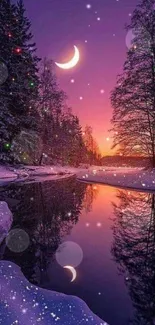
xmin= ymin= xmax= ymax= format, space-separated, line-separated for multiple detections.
xmin=0 ymin=260 xmax=108 ymax=325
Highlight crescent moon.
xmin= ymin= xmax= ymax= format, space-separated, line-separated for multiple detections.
xmin=64 ymin=265 xmax=77 ymax=282
xmin=55 ymin=46 xmax=80 ymax=70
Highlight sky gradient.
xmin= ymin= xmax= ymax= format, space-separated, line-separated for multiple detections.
xmin=24 ymin=0 xmax=138 ymax=155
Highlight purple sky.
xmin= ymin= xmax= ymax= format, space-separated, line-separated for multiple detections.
xmin=24 ymin=0 xmax=138 ymax=154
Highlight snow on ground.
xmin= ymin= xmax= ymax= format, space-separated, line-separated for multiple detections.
xmin=0 ymin=260 xmax=108 ymax=325
xmin=0 ymin=164 xmax=140 ymax=180
xmin=0 ymin=202 xmax=13 ymax=245
xmin=77 ymin=167 xmax=155 ymax=191
xmin=0 ymin=165 xmax=77 ymax=185
xmin=0 ymin=164 xmax=92 ymax=185
xmin=1 ymin=164 xmax=155 ymax=191
xmin=0 ymin=165 xmax=18 ymax=181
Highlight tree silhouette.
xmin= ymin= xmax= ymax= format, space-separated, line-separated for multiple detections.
xmin=111 ymin=189 xmax=155 ymax=325
xmin=37 ymin=58 xmax=87 ymax=166
xmin=83 ymin=125 xmax=101 ymax=165
xmin=111 ymin=0 xmax=155 ymax=167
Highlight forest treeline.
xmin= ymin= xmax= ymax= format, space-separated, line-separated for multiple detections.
xmin=0 ymin=0 xmax=101 ymax=166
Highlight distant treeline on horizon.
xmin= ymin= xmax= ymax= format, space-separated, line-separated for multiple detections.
xmin=101 ymin=156 xmax=149 ymax=167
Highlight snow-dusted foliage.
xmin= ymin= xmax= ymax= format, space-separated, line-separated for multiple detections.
xmin=0 ymin=0 xmax=40 ymax=163
xmin=11 ymin=129 xmax=43 ymax=164
xmin=0 ymin=1 xmax=101 ymax=167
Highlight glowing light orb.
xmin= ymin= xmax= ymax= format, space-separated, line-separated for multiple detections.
xmin=15 ymin=47 xmax=22 ymax=54
xmin=125 ymin=29 xmax=135 ymax=49
xmin=56 ymin=241 xmax=83 ymax=267
xmin=4 ymin=143 xmax=11 ymax=150
xmin=6 ymin=229 xmax=30 ymax=253
xmin=86 ymin=4 xmax=91 ymax=9
xmin=86 ymin=223 xmax=90 ymax=227
xmin=97 ymin=222 xmax=102 ymax=227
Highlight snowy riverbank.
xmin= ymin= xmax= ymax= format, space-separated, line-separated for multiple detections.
xmin=0 ymin=260 xmax=107 ymax=325
xmin=0 ymin=164 xmax=97 ymax=184
xmin=1 ymin=164 xmax=155 ymax=192
xmin=0 ymin=165 xmax=77 ymax=185
xmin=78 ymin=167 xmax=155 ymax=191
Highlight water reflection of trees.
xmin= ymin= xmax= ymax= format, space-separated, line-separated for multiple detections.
xmin=112 ymin=190 xmax=155 ymax=325
xmin=82 ymin=184 xmax=99 ymax=213
xmin=0 ymin=177 xmax=94 ymax=285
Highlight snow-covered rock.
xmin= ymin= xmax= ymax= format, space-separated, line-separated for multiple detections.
xmin=0 ymin=261 xmax=108 ymax=325
xmin=0 ymin=202 xmax=13 ymax=245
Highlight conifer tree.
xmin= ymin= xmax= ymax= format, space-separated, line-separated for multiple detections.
xmin=0 ymin=0 xmax=40 ymax=162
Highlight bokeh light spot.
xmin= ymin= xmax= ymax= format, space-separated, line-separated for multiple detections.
xmin=6 ymin=229 xmax=30 ymax=253
xmin=125 ymin=29 xmax=135 ymax=49
xmin=56 ymin=241 xmax=83 ymax=267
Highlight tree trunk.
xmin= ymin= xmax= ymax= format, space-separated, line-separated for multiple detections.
xmin=39 ymin=153 xmax=43 ymax=166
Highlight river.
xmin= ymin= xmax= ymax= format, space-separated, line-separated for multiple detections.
xmin=0 ymin=176 xmax=154 ymax=325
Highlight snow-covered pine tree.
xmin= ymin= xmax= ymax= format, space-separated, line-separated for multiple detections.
xmin=0 ymin=0 xmax=40 ymax=163
xmin=14 ymin=0 xmax=40 ymax=124
xmin=0 ymin=0 xmax=17 ymax=162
